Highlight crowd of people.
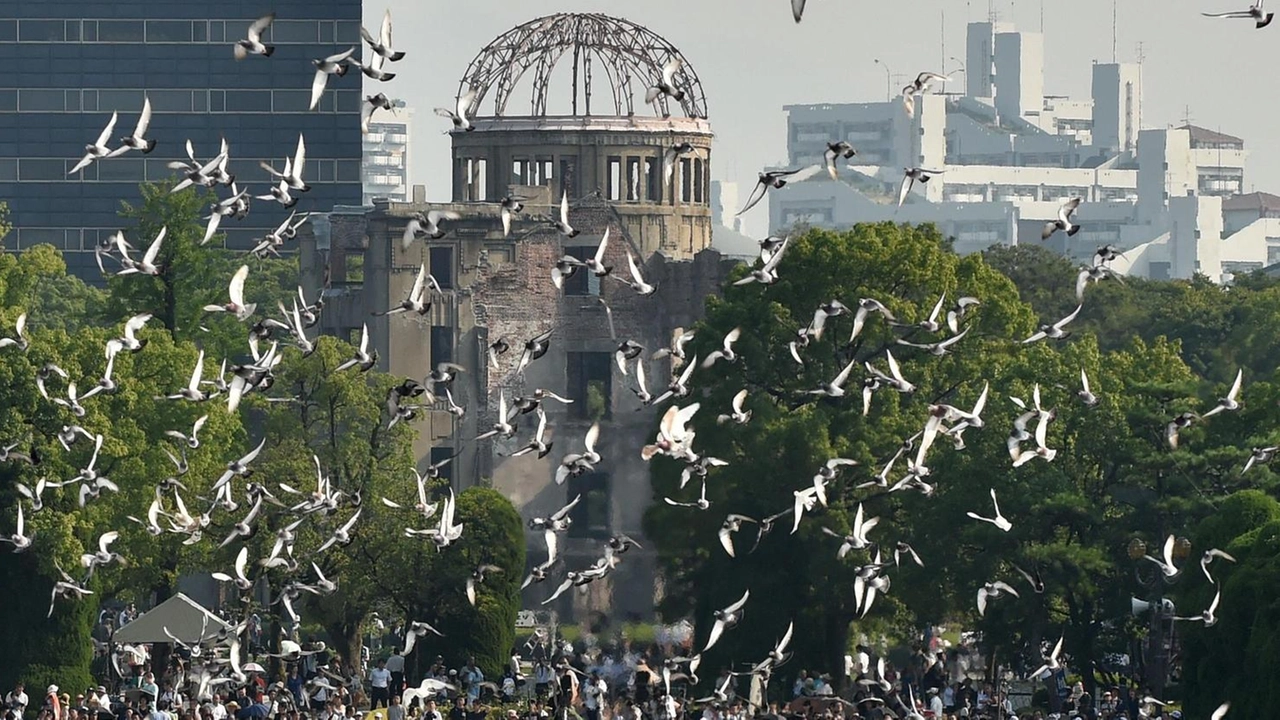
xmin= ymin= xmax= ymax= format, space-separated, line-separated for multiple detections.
xmin=6 ymin=612 xmax=1186 ymax=720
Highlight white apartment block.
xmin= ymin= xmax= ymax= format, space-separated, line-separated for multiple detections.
xmin=770 ymin=21 xmax=1273 ymax=284
xmin=362 ymin=102 xmax=412 ymax=204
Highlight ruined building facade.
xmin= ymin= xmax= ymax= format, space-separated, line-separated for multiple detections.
xmin=295 ymin=13 xmax=736 ymax=621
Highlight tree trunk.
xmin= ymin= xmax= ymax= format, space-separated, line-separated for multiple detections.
xmin=825 ymin=611 xmax=852 ymax=691
xmin=151 ymin=566 xmax=177 ymax=685
xmin=268 ymin=615 xmax=284 ymax=681
xmin=163 ymin=269 xmax=178 ymax=338
xmin=1080 ymin=598 xmax=1098 ymax=698
xmin=321 ymin=606 xmax=365 ymax=670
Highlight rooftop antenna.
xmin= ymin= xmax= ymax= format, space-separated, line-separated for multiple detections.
xmin=1136 ymin=42 xmax=1145 ymax=135
xmin=1040 ymin=0 xmax=1045 ymax=32
xmin=1112 ymin=0 xmax=1118 ymax=63
xmin=1218 ymin=123 xmax=1224 ymax=187
xmin=1181 ymin=105 xmax=1193 ymax=127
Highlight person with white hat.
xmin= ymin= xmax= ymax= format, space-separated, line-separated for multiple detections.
xmin=46 ymin=685 xmax=62 ymax=720
xmin=927 ymin=687 xmax=943 ymax=717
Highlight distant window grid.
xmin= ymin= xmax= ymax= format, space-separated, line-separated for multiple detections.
xmin=363 ymin=154 xmax=405 ymax=168
xmin=7 ymin=157 xmax=357 ymax=183
xmin=626 ymin=157 xmax=641 ymax=202
xmin=459 ymin=158 xmax=487 ymax=201
xmin=510 ymin=157 xmax=554 ymax=187
xmin=606 ymin=156 xmax=622 ymax=201
xmin=693 ymin=158 xmax=705 ymax=204
xmin=559 ymin=157 xmax=578 ymax=199
xmin=4 ymin=226 xmax=307 ymax=255
xmin=11 ymin=88 xmax=359 ymax=114
xmin=1267 ymin=245 xmax=1280 ymax=267
xmin=367 ymin=122 xmax=409 ymax=135
xmin=11 ymin=19 xmax=361 ymax=45
xmin=341 ymin=250 xmax=365 ymax=286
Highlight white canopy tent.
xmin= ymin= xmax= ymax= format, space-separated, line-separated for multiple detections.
xmin=113 ymin=593 xmax=231 ymax=644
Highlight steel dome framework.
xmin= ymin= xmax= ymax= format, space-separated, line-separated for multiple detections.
xmin=457 ymin=13 xmax=709 ymax=120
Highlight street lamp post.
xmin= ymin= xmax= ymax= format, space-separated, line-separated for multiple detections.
xmin=874 ymin=58 xmax=892 ymax=102
xmin=1128 ymin=534 xmax=1190 ymax=697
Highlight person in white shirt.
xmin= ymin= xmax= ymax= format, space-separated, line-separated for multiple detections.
xmin=419 ymin=699 xmax=443 ymax=720
xmin=928 ymin=688 xmax=944 ymax=717
xmin=854 ymin=646 xmax=871 ymax=677
xmin=369 ymin=660 xmax=392 ymax=709
xmin=5 ymin=684 xmax=28 ymax=715
xmin=385 ymin=654 xmax=405 ymax=700
xmin=310 ymin=685 xmax=329 ymax=714
xmin=582 ymin=672 xmax=606 ymax=720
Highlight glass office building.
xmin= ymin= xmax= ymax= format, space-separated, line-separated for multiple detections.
xmin=0 ymin=1 xmax=363 ymax=281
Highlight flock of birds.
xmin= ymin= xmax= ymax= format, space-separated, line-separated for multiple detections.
xmin=0 ymin=3 xmax=1260 ymax=718
xmin=603 ymin=231 xmax=1245 ymax=705
xmin=0 ymin=2 xmax=688 ymax=708
xmin=0 ymin=6 xmax=524 ymax=708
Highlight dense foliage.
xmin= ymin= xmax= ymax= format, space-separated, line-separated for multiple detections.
xmin=0 ymin=189 xmax=520 ymax=691
xmin=389 ymin=487 xmax=527 ymax=679
xmin=645 ymin=225 xmax=1280 ymax=705
xmin=1177 ymin=490 xmax=1280 ymax=716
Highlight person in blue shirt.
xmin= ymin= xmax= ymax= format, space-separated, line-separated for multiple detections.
xmin=285 ymin=669 xmax=303 ymax=705
xmin=460 ymin=658 xmax=484 ymax=701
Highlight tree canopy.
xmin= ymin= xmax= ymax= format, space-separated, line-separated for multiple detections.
xmin=0 ymin=184 xmax=517 ymax=692
xmin=646 ymin=225 xmax=1280 ymax=704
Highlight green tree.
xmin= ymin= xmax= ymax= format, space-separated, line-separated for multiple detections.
xmin=981 ymin=244 xmax=1077 ymax=321
xmin=107 ymin=181 xmax=297 ymax=360
xmin=903 ymin=334 xmax=1215 ymax=694
xmin=199 ymin=333 xmax=421 ymax=667
xmin=0 ymin=246 xmax=250 ymax=689
xmin=644 ymin=223 xmax=1038 ymax=682
xmin=397 ymin=487 xmax=527 ymax=678
xmin=1179 ymin=491 xmax=1280 ymax=717
xmin=0 ymin=188 xmax=479 ymax=689
xmin=646 ymin=224 xmax=1264 ymax=701
xmin=0 ymin=548 xmax=97 ymax=695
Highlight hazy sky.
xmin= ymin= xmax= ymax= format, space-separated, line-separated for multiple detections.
xmin=362 ymin=0 xmax=1278 ymax=237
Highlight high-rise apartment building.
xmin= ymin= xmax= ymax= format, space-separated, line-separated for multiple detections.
xmin=993 ymin=30 xmax=1044 ymax=124
xmin=1091 ymin=63 xmax=1143 ymax=154
xmin=0 ymin=1 xmax=363 ymax=280
xmin=771 ymin=20 xmax=1272 ymax=282
xmin=362 ymin=102 xmax=411 ymax=204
